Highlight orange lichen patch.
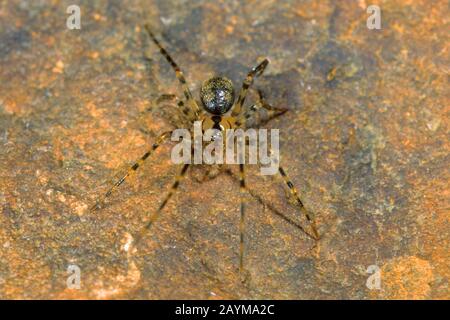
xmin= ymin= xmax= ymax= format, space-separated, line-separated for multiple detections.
xmin=53 ymin=118 xmax=148 ymax=170
xmin=0 ymin=77 xmax=34 ymax=115
xmin=293 ymin=0 xmax=333 ymax=20
xmin=43 ymin=188 xmax=88 ymax=216
xmin=407 ymin=148 xmax=450 ymax=299
xmin=51 ymin=97 xmax=163 ymax=169
xmin=1 ymin=99 xmax=22 ymax=115
xmin=35 ymin=169 xmax=50 ymax=185
xmin=0 ymin=178 xmax=19 ymax=210
xmin=93 ymin=13 xmax=107 ymax=22
xmin=52 ymin=60 xmax=64 ymax=74
xmin=372 ymin=256 xmax=434 ymax=299
xmin=418 ymin=211 xmax=450 ymax=299
xmin=34 ymin=69 xmax=60 ymax=89
xmin=88 ymin=51 xmax=100 ymax=59
xmin=85 ymin=101 xmax=105 ymax=118
xmin=54 ymin=288 xmax=90 ymax=300
xmin=225 ymin=25 xmax=234 ymax=34
xmin=225 ymin=16 xmax=238 ymax=34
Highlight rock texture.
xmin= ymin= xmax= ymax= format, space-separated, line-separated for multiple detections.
xmin=0 ymin=0 xmax=448 ymax=299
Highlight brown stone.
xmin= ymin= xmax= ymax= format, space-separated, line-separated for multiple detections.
xmin=0 ymin=0 xmax=448 ymax=299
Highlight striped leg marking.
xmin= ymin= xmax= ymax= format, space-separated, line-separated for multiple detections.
xmin=90 ymin=131 xmax=172 ymax=212
xmin=231 ymin=59 xmax=269 ymax=117
xmin=235 ymin=89 xmax=287 ymax=128
xmin=239 ymin=164 xmax=246 ymax=273
xmin=278 ymin=166 xmax=320 ymax=240
xmin=223 ymin=168 xmax=316 ymax=241
xmin=144 ymin=25 xmax=200 ymax=121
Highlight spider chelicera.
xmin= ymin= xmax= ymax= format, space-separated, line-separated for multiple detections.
xmin=91 ymin=24 xmax=319 ymax=273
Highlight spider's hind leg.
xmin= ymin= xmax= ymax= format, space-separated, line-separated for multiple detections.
xmin=224 ymin=166 xmax=319 ymax=241
xmin=277 ymin=166 xmax=320 ymax=240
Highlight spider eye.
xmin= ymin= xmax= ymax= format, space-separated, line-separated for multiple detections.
xmin=200 ymin=77 xmax=235 ymax=115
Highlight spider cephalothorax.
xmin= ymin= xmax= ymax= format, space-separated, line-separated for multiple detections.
xmin=200 ymin=77 xmax=235 ymax=115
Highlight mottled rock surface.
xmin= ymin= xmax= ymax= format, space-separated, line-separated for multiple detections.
xmin=0 ymin=0 xmax=448 ymax=299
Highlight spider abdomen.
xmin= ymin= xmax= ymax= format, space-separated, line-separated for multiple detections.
xmin=200 ymin=77 xmax=235 ymax=115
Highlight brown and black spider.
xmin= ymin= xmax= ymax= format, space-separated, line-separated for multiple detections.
xmin=91 ymin=25 xmax=319 ymax=273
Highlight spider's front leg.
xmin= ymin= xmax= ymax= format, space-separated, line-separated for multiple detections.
xmin=145 ymin=25 xmax=200 ymax=123
xmin=231 ymin=59 xmax=269 ymax=118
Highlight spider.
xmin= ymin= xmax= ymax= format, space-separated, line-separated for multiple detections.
xmin=91 ymin=24 xmax=320 ymax=274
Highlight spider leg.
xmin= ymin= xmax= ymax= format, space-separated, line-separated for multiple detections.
xmin=90 ymin=131 xmax=173 ymax=212
xmin=144 ymin=25 xmax=200 ymax=122
xmin=176 ymin=100 xmax=198 ymax=128
xmin=223 ymin=167 xmax=319 ymax=241
xmin=231 ymin=59 xmax=269 ymax=117
xmin=155 ymin=93 xmax=177 ymax=103
xmin=235 ymin=89 xmax=287 ymax=128
xmin=277 ymin=166 xmax=320 ymax=240
xmin=256 ymin=89 xmax=288 ymax=120
xmin=239 ymin=164 xmax=246 ymax=273
xmin=133 ymin=163 xmax=190 ymax=246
